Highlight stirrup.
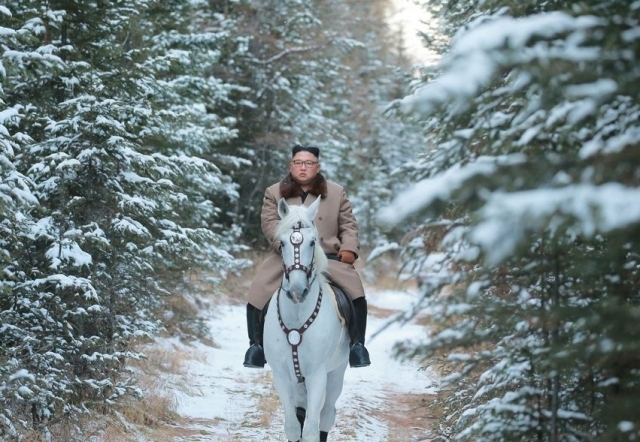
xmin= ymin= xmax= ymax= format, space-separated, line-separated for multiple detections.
xmin=349 ymin=343 xmax=371 ymax=368
xmin=243 ymin=344 xmax=266 ymax=368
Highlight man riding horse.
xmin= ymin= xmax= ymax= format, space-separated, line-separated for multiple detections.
xmin=243 ymin=144 xmax=371 ymax=369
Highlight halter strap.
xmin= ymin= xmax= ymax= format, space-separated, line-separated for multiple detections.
xmin=282 ymin=222 xmax=314 ymax=279
xmin=276 ymin=287 xmax=323 ymax=383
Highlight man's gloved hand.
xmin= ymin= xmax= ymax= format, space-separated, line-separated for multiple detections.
xmin=338 ymin=250 xmax=356 ymax=265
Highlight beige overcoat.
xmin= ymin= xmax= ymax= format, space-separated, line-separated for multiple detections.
xmin=247 ymin=179 xmax=366 ymax=310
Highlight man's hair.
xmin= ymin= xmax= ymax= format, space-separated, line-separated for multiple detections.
xmin=292 ymin=144 xmax=320 ymax=158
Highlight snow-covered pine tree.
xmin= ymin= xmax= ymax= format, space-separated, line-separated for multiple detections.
xmin=311 ymin=0 xmax=426 ymax=246
xmin=381 ymin=0 xmax=640 ymax=440
xmin=1 ymin=0 xmax=245 ymax=437
xmin=134 ymin=0 xmax=251 ymax=283
xmin=0 ymin=8 xmax=46 ymax=436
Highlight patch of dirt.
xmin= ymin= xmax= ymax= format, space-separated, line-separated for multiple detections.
xmin=378 ymin=391 xmax=439 ymax=441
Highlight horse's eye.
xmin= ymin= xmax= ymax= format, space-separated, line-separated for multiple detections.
xmin=310 ymin=240 xmax=316 ymax=248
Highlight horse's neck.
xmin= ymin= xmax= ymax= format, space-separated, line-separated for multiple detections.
xmin=278 ymin=278 xmax=323 ymax=326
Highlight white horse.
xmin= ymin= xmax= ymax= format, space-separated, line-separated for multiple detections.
xmin=263 ymin=197 xmax=350 ymax=442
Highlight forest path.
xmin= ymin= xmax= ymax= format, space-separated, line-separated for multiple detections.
xmin=157 ymin=286 xmax=440 ymax=441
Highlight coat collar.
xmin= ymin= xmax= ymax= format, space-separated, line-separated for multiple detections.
xmin=280 ymin=173 xmax=328 ymax=200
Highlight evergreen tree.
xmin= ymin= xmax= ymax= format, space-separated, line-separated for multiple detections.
xmin=0 ymin=9 xmax=44 ymax=436
xmin=381 ymin=0 xmax=640 ymax=440
xmin=315 ymin=0 xmax=426 ymax=245
xmin=0 ymin=0 xmax=245 ymax=437
xmin=136 ymin=0 xmax=251 ymax=279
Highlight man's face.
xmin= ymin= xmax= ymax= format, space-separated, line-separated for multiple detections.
xmin=289 ymin=151 xmax=321 ymax=186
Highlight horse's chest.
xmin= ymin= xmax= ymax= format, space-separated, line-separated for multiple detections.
xmin=265 ymin=313 xmax=346 ymax=380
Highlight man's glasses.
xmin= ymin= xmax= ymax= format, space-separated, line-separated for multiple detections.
xmin=291 ymin=160 xmax=318 ymax=168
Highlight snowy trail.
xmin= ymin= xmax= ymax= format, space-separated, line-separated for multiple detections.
xmin=163 ymin=288 xmax=438 ymax=441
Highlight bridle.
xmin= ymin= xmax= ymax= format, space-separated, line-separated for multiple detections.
xmin=276 ymin=221 xmax=323 ymax=383
xmin=281 ymin=222 xmax=315 ymax=282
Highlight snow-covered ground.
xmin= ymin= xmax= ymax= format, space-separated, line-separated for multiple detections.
xmin=157 ymin=287 xmax=439 ymax=441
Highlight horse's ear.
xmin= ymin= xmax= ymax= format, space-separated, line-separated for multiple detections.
xmin=277 ymin=198 xmax=289 ymax=219
xmin=307 ymin=196 xmax=321 ymax=220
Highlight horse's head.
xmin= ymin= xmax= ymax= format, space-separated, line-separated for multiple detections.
xmin=276 ymin=197 xmax=328 ymax=304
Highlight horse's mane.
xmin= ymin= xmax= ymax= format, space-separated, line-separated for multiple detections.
xmin=276 ymin=204 xmax=328 ymax=276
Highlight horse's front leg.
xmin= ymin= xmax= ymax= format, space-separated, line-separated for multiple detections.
xmin=320 ymin=363 xmax=347 ymax=433
xmin=284 ymin=406 xmax=302 ymax=442
xmin=300 ymin=372 xmax=328 ymax=442
xmin=272 ymin=374 xmax=302 ymax=441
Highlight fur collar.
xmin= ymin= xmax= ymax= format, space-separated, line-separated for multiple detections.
xmin=280 ymin=173 xmax=328 ymax=200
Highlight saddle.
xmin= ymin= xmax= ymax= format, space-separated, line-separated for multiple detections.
xmin=327 ymin=282 xmax=356 ymax=341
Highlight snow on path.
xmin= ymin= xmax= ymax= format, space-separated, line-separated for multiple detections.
xmin=166 ymin=288 xmax=438 ymax=441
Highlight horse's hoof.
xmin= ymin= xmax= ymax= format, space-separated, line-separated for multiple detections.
xmin=296 ymin=407 xmax=306 ymax=428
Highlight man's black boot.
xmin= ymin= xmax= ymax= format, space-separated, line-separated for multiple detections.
xmin=243 ymin=303 xmax=266 ymax=368
xmin=349 ymin=297 xmax=371 ymax=367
